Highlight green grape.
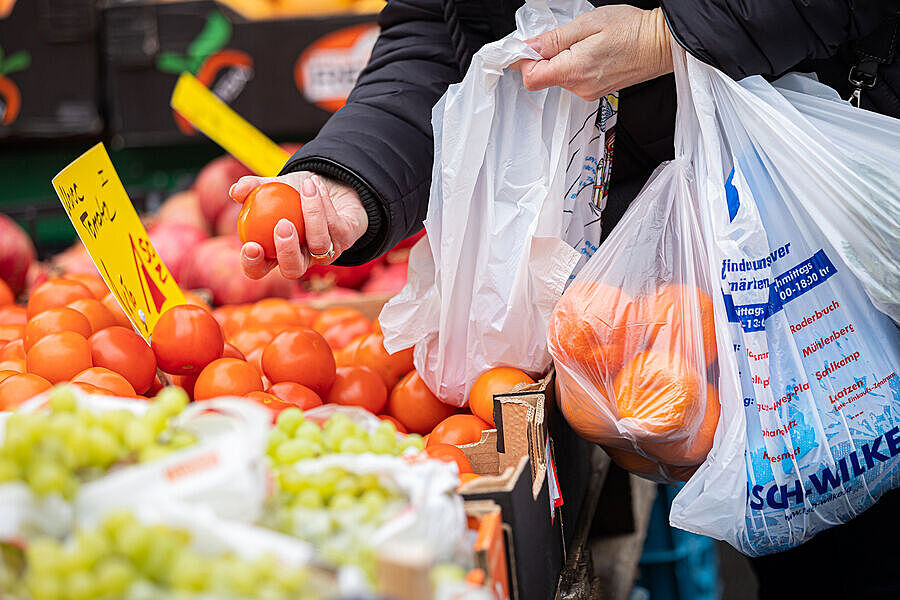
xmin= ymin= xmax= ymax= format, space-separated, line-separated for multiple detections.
xmin=65 ymin=570 xmax=97 ymax=600
xmin=357 ymin=473 xmax=382 ymax=493
xmin=329 ymin=491 xmax=357 ymax=512
xmin=24 ymin=574 xmax=61 ymax=600
xmin=86 ymin=426 xmax=122 ymax=467
xmin=275 ymin=438 xmax=319 ymax=464
xmin=294 ymin=421 xmax=323 ymax=444
xmin=276 ymin=407 xmax=305 ymax=435
xmin=0 ymin=457 xmax=20 ymax=483
xmin=167 ymin=430 xmax=196 ymax=450
xmin=431 ymin=563 xmax=467 ymax=585
xmin=374 ymin=420 xmax=397 ymax=437
xmin=293 ymin=488 xmax=324 ymax=509
xmin=333 ymin=475 xmax=360 ymax=497
xmin=154 ymin=386 xmax=189 ymax=417
xmin=267 ymin=428 xmax=289 ymax=455
xmin=122 ymin=419 xmax=154 ymax=451
xmin=226 ymin=561 xmax=258 ymax=596
xmin=137 ymin=444 xmax=170 ymax=463
xmin=48 ymin=386 xmax=78 ymax=413
xmin=72 ymin=529 xmax=110 ymax=570
xmin=398 ymin=434 xmax=425 ymax=453
xmin=369 ymin=430 xmax=396 ymax=455
xmin=338 ymin=436 xmax=368 ymax=454
xmin=25 ymin=459 xmax=70 ymax=496
xmin=360 ymin=489 xmax=388 ymax=520
xmin=94 ymin=556 xmax=136 ymax=597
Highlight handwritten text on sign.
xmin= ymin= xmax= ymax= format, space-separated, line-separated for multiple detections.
xmin=52 ymin=143 xmax=185 ymax=340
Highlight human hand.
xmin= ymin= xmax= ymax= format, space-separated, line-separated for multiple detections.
xmin=515 ymin=5 xmax=673 ymax=101
xmin=229 ymin=172 xmax=367 ymax=280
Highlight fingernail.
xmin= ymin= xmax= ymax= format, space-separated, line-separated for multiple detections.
xmin=276 ymin=219 xmax=293 ymax=240
xmin=525 ymin=38 xmax=542 ymax=54
xmin=228 ymin=183 xmax=238 ymax=199
xmin=301 ymin=178 xmax=316 ymax=197
xmin=244 ymin=244 xmax=260 ymax=259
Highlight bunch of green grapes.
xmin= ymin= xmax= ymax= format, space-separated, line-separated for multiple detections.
xmin=264 ymin=464 xmax=405 ymax=577
xmin=266 ymin=409 xmax=424 ymax=466
xmin=0 ymin=386 xmax=196 ymax=499
xmin=1 ymin=511 xmax=327 ymax=600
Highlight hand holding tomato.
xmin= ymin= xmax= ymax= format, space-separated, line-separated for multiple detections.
xmin=230 ymin=172 xmax=366 ymax=280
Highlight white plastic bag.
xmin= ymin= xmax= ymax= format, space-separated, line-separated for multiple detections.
xmin=667 ymin=47 xmax=900 ymax=556
xmin=380 ymin=0 xmax=617 ymax=405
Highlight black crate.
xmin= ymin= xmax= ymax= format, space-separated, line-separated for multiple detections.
xmin=0 ymin=0 xmax=103 ymax=142
xmin=101 ymin=0 xmax=378 ymax=148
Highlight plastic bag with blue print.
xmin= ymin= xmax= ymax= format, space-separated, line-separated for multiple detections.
xmin=667 ymin=44 xmax=900 ymax=557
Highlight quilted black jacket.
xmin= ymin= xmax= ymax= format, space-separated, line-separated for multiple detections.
xmin=283 ymin=0 xmax=900 ymax=265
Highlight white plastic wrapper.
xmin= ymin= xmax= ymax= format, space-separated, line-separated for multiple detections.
xmin=0 ymin=392 xmax=272 ymax=540
xmin=284 ymin=453 xmax=467 ymax=563
xmin=662 ymin=47 xmax=900 ymax=555
xmin=380 ymin=0 xmax=617 ymax=405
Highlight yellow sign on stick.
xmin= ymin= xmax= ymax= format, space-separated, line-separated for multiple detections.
xmin=52 ymin=143 xmax=186 ymax=341
xmin=170 ymin=72 xmax=290 ymax=177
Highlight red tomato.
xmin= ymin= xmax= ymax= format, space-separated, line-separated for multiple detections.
xmin=0 ymin=305 xmax=26 ymax=326
xmin=26 ymin=279 xmax=93 ymax=318
xmin=320 ymin=317 xmax=373 ymax=351
xmin=151 ymin=305 xmax=223 ymax=375
xmin=62 ymin=273 xmax=108 ymax=300
xmin=245 ymin=346 xmax=264 ymax=375
xmin=0 ymin=339 xmax=24 ymax=362
xmin=326 ymin=366 xmax=387 ymax=414
xmin=292 ymin=304 xmax=320 ymax=328
xmin=261 ymin=328 xmax=335 ymax=396
xmin=387 ymin=370 xmax=456 ymax=435
xmin=193 ymin=358 xmax=263 ymax=401
xmin=0 ymin=373 xmax=52 ymax=410
xmin=228 ymin=327 xmax=275 ymax=356
xmin=267 ymin=381 xmax=323 ymax=410
xmin=238 ymin=182 xmax=305 ymax=258
xmin=67 ymin=298 xmax=118 ymax=334
xmin=172 ymin=374 xmax=198 ymax=400
xmin=89 ymin=326 xmax=157 ymax=395
xmin=72 ymin=367 xmax=136 ymax=397
xmin=182 ymin=290 xmax=213 ymax=312
xmin=353 ymin=333 xmax=414 ymax=388
xmin=312 ymin=307 xmax=366 ymax=335
xmin=0 ymin=279 xmax=13 ymax=305
xmin=24 ymin=307 xmax=92 ymax=350
xmin=0 ymin=370 xmax=17 ymax=385
xmin=0 ymin=324 xmax=24 ymax=344
xmin=335 ymin=334 xmax=366 ymax=367
xmin=245 ymin=298 xmax=301 ymax=331
xmin=244 ymin=390 xmax=294 ymax=421
xmin=101 ymin=293 xmax=132 ymax=328
xmin=378 ymin=414 xmax=408 ymax=434
xmin=427 ymin=414 xmax=491 ymax=447
xmin=25 ymin=331 xmax=93 ymax=384
xmin=223 ymin=342 xmax=245 ymax=360
xmin=468 ymin=367 xmax=534 ymax=427
xmin=0 ymin=359 xmax=24 ymax=373
xmin=424 ymin=443 xmax=473 ymax=474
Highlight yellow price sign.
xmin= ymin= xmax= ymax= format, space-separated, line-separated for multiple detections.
xmin=170 ymin=72 xmax=291 ymax=177
xmin=52 ymin=143 xmax=186 ymax=341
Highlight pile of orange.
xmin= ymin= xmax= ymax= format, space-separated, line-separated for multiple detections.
xmin=548 ymin=281 xmax=720 ymax=482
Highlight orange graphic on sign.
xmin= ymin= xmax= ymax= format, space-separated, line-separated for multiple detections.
xmin=294 ymin=23 xmax=379 ymax=113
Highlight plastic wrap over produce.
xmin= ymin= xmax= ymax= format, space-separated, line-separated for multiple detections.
xmin=547 ymin=159 xmax=719 ymax=486
xmin=0 ymin=389 xmax=272 ymax=540
xmin=380 ymin=0 xmax=617 ymax=405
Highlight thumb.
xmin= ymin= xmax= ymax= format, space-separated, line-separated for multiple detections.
xmin=525 ymin=14 xmax=593 ymax=59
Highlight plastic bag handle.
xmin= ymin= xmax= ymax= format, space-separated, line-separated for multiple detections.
xmin=671 ymin=40 xmax=699 ymax=160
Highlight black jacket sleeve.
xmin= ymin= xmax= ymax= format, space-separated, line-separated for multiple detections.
xmin=660 ymin=0 xmax=900 ymax=78
xmin=280 ymin=0 xmax=460 ymax=266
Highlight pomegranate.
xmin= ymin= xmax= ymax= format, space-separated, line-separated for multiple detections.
xmin=361 ymin=261 xmax=408 ymax=294
xmin=180 ymin=236 xmax=290 ymax=305
xmin=0 ymin=215 xmax=36 ymax=295
xmin=193 ymin=155 xmax=252 ymax=228
xmin=51 ymin=242 xmax=97 ymax=276
xmin=157 ymin=190 xmax=209 ymax=233
xmin=302 ymin=260 xmax=379 ymax=290
xmin=147 ymin=222 xmax=209 ymax=282
xmin=214 ymin=201 xmax=241 ymax=236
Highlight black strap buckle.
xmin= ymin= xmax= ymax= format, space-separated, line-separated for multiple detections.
xmin=848 ymin=65 xmax=878 ymax=90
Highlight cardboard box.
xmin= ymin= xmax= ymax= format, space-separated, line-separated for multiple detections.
xmin=458 ymin=370 xmax=592 ymax=600
xmin=101 ymin=0 xmax=379 ymax=147
xmin=0 ymin=0 xmax=103 ymax=142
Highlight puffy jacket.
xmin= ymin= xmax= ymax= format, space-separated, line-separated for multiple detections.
xmin=283 ymin=0 xmax=900 ymax=265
